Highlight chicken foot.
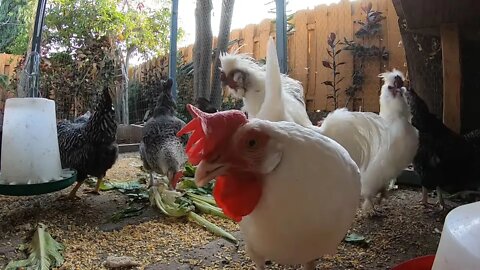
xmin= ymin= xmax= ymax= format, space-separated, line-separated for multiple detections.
xmin=421 ymin=187 xmax=449 ymax=213
xmin=362 ymin=197 xmax=386 ymax=218
xmin=84 ymin=177 xmax=104 ymax=195
xmin=420 ymin=186 xmax=434 ymax=206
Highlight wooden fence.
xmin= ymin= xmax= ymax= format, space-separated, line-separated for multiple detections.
xmin=0 ymin=54 xmax=23 ymax=110
xmin=0 ymin=54 xmax=22 ymax=80
xmin=130 ymin=0 xmax=407 ymax=112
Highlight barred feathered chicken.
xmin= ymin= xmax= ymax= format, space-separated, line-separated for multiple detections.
xmin=405 ymin=87 xmax=480 ymax=209
xmin=139 ymin=78 xmax=188 ymax=188
xmin=195 ymin=97 xmax=218 ymax=113
xmin=219 ymin=42 xmax=312 ymax=127
xmin=58 ymin=87 xmax=119 ymax=199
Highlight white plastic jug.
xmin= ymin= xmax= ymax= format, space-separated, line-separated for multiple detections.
xmin=432 ymin=201 xmax=480 ymax=270
xmin=0 ymin=98 xmax=62 ymax=184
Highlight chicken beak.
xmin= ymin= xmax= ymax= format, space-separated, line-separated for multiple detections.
xmin=195 ymin=160 xmax=228 ymax=187
xmin=169 ymin=171 xmax=184 ymax=190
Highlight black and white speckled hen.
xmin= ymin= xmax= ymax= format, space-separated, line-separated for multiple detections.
xmin=405 ymin=87 xmax=480 ymax=209
xmin=140 ymin=78 xmax=188 ymax=189
xmin=58 ymin=87 xmax=119 ymax=199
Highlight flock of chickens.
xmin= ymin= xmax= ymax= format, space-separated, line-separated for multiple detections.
xmin=1 ymin=36 xmax=477 ymax=268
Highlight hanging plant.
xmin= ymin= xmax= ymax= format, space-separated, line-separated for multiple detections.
xmin=322 ymin=32 xmax=345 ymax=110
xmin=343 ymin=2 xmax=389 ymax=110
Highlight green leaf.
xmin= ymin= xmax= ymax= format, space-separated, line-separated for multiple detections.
xmin=149 ymin=184 xmax=193 ymax=217
xmin=344 ymin=232 xmax=370 ymax=247
xmin=101 ymin=180 xmax=143 ymax=191
xmin=5 ymin=223 xmax=64 ymax=270
xmin=183 ymin=163 xmax=197 ymax=177
xmin=110 ymin=205 xmax=146 ymax=223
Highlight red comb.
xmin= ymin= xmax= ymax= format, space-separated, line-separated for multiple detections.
xmin=177 ymin=104 xmax=247 ymax=165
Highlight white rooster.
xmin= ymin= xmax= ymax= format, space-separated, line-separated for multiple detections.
xmin=219 ymin=38 xmax=312 ymax=127
xmin=317 ymin=70 xmax=418 ymax=213
xmin=178 ymin=103 xmax=361 ymax=269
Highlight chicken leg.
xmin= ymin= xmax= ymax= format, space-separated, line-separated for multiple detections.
xmin=83 ymin=177 xmax=104 ymax=195
xmin=246 ymin=244 xmax=265 ymax=270
xmin=58 ymin=181 xmax=83 ymax=200
xmin=420 ymin=186 xmax=438 ymax=208
xmin=436 ymin=186 xmax=446 ymax=211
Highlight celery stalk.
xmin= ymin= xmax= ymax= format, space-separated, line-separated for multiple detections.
xmin=187 ymin=212 xmax=237 ymax=244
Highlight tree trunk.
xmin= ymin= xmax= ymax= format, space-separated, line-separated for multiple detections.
xmin=397 ymin=18 xmax=443 ymax=118
xmin=210 ymin=0 xmax=235 ymax=109
xmin=193 ymin=0 xmax=213 ymax=100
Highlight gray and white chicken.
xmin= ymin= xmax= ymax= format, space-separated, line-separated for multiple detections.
xmin=58 ymin=86 xmax=119 ymax=199
xmin=139 ymin=78 xmax=188 ymax=188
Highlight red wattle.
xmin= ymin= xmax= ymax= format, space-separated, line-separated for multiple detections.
xmin=213 ymin=172 xmax=262 ymax=222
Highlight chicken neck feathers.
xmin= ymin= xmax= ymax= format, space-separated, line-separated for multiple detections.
xmin=238 ymin=120 xmax=361 ymax=264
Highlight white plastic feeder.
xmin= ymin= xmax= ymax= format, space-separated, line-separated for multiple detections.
xmin=432 ymin=201 xmax=480 ymax=270
xmin=0 ymin=98 xmax=62 ymax=185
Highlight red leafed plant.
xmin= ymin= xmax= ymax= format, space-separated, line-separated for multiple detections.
xmin=322 ymin=32 xmax=345 ymax=109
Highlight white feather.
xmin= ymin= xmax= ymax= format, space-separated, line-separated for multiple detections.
xmin=256 ymin=38 xmax=288 ymax=122
xmin=238 ymin=119 xmax=361 ymax=266
xmin=219 ymin=37 xmax=311 ymax=127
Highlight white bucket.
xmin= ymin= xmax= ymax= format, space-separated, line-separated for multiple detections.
xmin=432 ymin=201 xmax=480 ymax=270
xmin=0 ymin=98 xmax=62 ymax=184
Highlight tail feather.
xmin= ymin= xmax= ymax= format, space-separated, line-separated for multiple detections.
xmin=318 ymin=109 xmax=387 ymax=171
xmin=100 ymin=86 xmax=113 ymax=109
xmin=257 ymin=37 xmax=286 ymax=122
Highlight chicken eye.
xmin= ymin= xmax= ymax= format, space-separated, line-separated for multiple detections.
xmin=388 ymin=86 xmax=393 ymax=90
xmin=247 ymin=139 xmax=257 ymax=148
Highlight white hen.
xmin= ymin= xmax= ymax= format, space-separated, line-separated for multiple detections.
xmin=177 ymin=41 xmax=361 ymax=269
xmin=219 ymin=38 xmax=312 ymax=127
xmin=178 ymin=104 xmax=361 ymax=269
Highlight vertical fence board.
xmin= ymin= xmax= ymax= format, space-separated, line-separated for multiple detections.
xmin=123 ymin=0 xmax=407 ymax=113
xmin=243 ymin=24 xmax=256 ymax=57
xmin=314 ymin=5 xmax=329 ymax=111
xmin=292 ymin=11 xmax=309 ymax=98
xmin=305 ymin=11 xmax=317 ymax=106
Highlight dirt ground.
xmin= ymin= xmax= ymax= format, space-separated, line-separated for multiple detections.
xmin=0 ymin=153 xmax=450 ymax=270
